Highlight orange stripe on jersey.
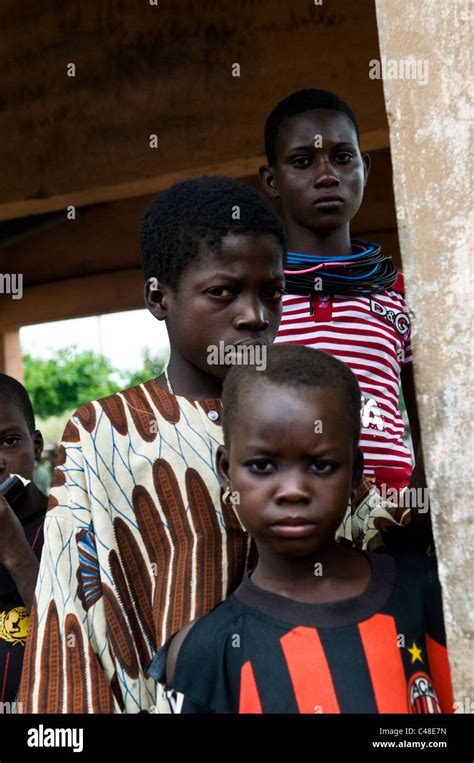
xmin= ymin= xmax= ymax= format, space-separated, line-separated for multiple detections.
xmin=239 ymin=660 xmax=263 ymax=714
xmin=359 ymin=614 xmax=409 ymax=712
xmin=280 ymin=627 xmax=340 ymax=713
xmin=425 ymin=635 xmax=454 ymax=713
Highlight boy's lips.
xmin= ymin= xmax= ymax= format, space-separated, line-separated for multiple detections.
xmin=313 ymin=194 xmax=344 ymax=209
xmin=271 ymin=516 xmax=317 ymax=539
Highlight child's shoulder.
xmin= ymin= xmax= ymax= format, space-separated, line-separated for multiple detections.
xmin=67 ymin=379 xmax=174 ymax=438
xmin=166 ymin=618 xmax=200 ymax=686
xmin=149 ymin=594 xmax=241 ymax=685
xmin=67 ymin=384 xmax=143 ymax=434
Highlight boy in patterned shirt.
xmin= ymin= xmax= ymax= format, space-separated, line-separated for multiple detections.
xmin=18 ymin=176 xmax=286 ymax=713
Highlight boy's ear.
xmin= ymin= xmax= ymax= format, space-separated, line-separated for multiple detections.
xmin=33 ymin=430 xmax=44 ymax=462
xmin=351 ymin=446 xmax=364 ymax=490
xmin=216 ymin=444 xmax=231 ymax=492
xmin=259 ymin=165 xmax=280 ymax=200
xmin=144 ymin=277 xmax=171 ymax=321
xmin=362 ymin=153 xmax=371 ymax=187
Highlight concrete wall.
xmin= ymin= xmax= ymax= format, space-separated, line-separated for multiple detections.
xmin=375 ymin=0 xmax=473 ymax=708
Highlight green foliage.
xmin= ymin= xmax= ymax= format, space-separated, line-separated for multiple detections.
xmin=24 ymin=346 xmax=166 ymax=419
xmin=24 ymin=347 xmax=120 ymax=418
xmin=126 ymin=348 xmax=166 ymax=388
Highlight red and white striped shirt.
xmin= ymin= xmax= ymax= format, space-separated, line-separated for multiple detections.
xmin=275 ymin=283 xmax=413 ymax=491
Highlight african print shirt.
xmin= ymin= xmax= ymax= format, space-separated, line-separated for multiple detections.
xmin=18 ymin=381 xmax=254 ymax=713
xmin=150 ymin=552 xmax=453 ymax=714
xmin=18 ymin=381 xmax=409 ymax=713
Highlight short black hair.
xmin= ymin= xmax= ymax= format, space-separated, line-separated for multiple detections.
xmin=0 ymin=373 xmax=36 ymax=432
xmin=264 ymin=89 xmax=360 ymax=165
xmin=139 ymin=175 xmax=286 ymax=290
xmin=222 ymin=344 xmax=361 ymax=446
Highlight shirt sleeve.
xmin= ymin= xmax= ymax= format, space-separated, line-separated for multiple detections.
xmin=18 ymin=414 xmax=126 ymax=713
xmin=148 ymin=636 xmax=214 ymax=714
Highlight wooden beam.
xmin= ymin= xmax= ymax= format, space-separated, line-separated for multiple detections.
xmin=0 ymin=129 xmax=390 ymax=222
xmin=0 ymin=199 xmax=143 ymax=286
xmin=0 ymin=270 xmax=144 ymax=331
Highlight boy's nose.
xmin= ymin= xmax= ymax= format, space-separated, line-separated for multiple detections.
xmin=274 ymin=476 xmax=312 ymax=504
xmin=312 ymin=158 xmax=339 ymax=187
xmin=235 ymin=300 xmax=270 ymax=331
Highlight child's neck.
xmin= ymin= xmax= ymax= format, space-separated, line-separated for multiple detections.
xmin=250 ymin=542 xmax=370 ymax=604
xmin=286 ymin=222 xmax=352 ymax=260
xmin=160 ymin=351 xmax=223 ymax=400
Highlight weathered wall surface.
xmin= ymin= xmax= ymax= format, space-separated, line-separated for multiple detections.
xmin=375 ymin=0 xmax=473 ymax=707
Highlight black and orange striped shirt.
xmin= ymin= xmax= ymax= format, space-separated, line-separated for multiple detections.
xmin=150 ymin=552 xmax=453 ymax=714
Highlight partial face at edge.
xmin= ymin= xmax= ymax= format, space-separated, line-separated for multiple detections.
xmin=0 ymin=401 xmax=42 ymax=484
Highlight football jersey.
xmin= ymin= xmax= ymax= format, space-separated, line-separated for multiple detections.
xmin=274 ymin=279 xmax=413 ymax=491
xmin=149 ymin=552 xmax=453 ymax=714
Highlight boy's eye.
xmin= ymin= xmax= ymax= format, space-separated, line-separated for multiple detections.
xmin=246 ymin=459 xmax=276 ymax=475
xmin=1 ymin=436 xmax=21 ymax=447
xmin=263 ymin=286 xmax=285 ymax=300
xmin=291 ymin=156 xmax=312 ymax=169
xmin=334 ymin=152 xmax=354 ymax=164
xmin=207 ymin=286 xmax=234 ymax=299
xmin=309 ymin=459 xmax=337 ymax=476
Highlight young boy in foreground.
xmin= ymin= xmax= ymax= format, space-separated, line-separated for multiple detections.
xmin=149 ymin=345 xmax=453 ymax=714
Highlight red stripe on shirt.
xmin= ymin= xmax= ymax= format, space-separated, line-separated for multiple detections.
xmin=358 ymin=614 xmax=409 ymax=712
xmin=280 ymin=626 xmax=340 ymax=713
xmin=425 ymin=635 xmax=454 ymax=713
xmin=239 ymin=660 xmax=263 ymax=713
